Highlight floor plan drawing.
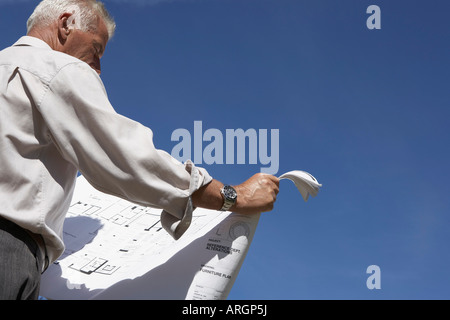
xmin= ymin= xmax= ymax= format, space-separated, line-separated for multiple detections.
xmin=39 ymin=175 xmax=260 ymax=300
xmin=39 ymin=170 xmax=320 ymax=300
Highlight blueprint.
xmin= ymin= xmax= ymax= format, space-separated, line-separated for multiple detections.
xmin=39 ymin=171 xmax=321 ymax=300
xmin=39 ymin=175 xmax=261 ymax=300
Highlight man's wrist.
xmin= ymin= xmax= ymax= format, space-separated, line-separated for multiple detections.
xmin=220 ymin=185 xmax=238 ymax=211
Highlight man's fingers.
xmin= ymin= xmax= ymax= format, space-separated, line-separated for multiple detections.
xmin=258 ymin=173 xmax=280 ymax=196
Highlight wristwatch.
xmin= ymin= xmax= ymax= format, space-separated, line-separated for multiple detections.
xmin=220 ymin=185 xmax=237 ymax=211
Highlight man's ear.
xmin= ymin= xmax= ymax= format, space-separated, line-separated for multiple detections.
xmin=58 ymin=6 xmax=81 ymax=41
xmin=58 ymin=12 xmax=73 ymax=42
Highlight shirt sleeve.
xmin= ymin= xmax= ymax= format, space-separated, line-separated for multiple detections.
xmin=37 ymin=61 xmax=213 ymax=240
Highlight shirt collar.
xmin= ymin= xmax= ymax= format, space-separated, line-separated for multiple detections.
xmin=13 ymin=36 xmax=52 ymax=50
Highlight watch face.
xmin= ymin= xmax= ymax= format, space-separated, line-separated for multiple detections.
xmin=223 ymin=186 xmax=237 ymax=200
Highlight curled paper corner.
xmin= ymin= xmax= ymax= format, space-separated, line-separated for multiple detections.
xmin=279 ymin=170 xmax=322 ymax=202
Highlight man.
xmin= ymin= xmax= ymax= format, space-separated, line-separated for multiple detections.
xmin=0 ymin=0 xmax=279 ymax=300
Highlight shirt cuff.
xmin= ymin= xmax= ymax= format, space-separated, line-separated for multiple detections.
xmin=160 ymin=160 xmax=213 ymax=240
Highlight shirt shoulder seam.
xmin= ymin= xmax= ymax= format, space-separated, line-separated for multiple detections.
xmin=36 ymin=61 xmax=92 ymax=108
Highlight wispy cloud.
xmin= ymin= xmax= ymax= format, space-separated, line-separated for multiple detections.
xmin=105 ymin=0 xmax=196 ymax=6
xmin=0 ymin=0 xmax=194 ymax=6
xmin=106 ymin=0 xmax=173 ymax=4
xmin=0 ymin=0 xmax=34 ymax=4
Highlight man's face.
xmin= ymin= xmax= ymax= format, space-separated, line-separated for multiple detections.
xmin=61 ymin=17 xmax=109 ymax=75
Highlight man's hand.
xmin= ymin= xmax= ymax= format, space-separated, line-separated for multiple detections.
xmin=232 ymin=173 xmax=279 ymax=214
xmin=192 ymin=173 xmax=279 ymax=214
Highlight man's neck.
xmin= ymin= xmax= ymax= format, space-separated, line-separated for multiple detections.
xmin=27 ymin=27 xmax=60 ymax=51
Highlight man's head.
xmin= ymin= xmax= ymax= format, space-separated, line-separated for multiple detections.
xmin=27 ymin=0 xmax=116 ymax=74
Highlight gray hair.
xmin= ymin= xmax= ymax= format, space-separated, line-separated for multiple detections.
xmin=27 ymin=0 xmax=116 ymax=39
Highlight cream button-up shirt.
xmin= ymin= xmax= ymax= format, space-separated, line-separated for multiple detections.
xmin=0 ymin=36 xmax=212 ymax=265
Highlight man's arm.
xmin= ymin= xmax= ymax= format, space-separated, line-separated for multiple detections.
xmin=192 ymin=173 xmax=280 ymax=214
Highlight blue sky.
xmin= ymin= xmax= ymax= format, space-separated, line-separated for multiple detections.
xmin=1 ymin=0 xmax=449 ymax=299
